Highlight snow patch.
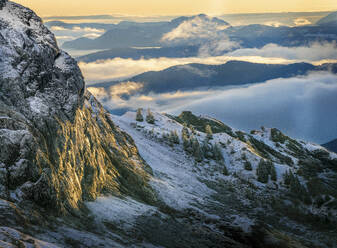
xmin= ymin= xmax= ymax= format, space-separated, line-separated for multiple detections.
xmin=86 ymin=196 xmax=157 ymax=229
xmin=112 ymin=112 xmax=215 ymax=210
xmin=27 ymin=97 xmax=49 ymax=115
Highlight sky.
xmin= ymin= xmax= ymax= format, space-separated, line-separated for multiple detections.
xmin=15 ymin=0 xmax=337 ymax=16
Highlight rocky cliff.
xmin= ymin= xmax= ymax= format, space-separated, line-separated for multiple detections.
xmin=0 ymin=1 xmax=154 ymax=217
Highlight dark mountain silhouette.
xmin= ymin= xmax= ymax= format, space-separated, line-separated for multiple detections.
xmin=95 ymin=61 xmax=320 ymax=94
xmin=322 ymin=138 xmax=337 ymax=153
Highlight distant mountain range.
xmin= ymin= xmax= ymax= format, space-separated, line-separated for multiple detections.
xmin=61 ymin=12 xmax=337 ymax=52
xmin=93 ymin=61 xmax=336 ymax=95
xmin=45 ymin=20 xmax=116 ymax=30
xmin=62 ymin=14 xmax=229 ymax=50
xmin=77 ymin=45 xmax=200 ymax=62
xmin=322 ymin=138 xmax=337 ymax=153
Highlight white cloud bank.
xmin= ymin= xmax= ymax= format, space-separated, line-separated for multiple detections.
xmin=79 ymin=42 xmax=337 ymax=84
xmin=80 ymin=56 xmax=293 ymax=84
xmin=168 ymin=72 xmax=337 ymax=144
xmin=89 ymin=72 xmax=337 ymax=144
xmin=226 ymin=42 xmax=337 ymax=62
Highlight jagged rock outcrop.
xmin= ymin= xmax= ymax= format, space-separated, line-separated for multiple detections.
xmin=0 ymin=1 xmax=154 ymax=215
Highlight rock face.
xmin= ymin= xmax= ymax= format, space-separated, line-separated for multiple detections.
xmin=0 ymin=0 xmax=7 ymax=9
xmin=0 ymin=1 xmax=154 ymax=215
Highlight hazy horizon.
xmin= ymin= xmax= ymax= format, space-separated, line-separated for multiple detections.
xmin=14 ymin=0 xmax=337 ymax=16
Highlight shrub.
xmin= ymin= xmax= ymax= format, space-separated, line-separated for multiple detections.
xmin=213 ymin=143 xmax=223 ymax=161
xmin=205 ymin=124 xmax=213 ymax=140
xmin=192 ymin=137 xmax=203 ymax=162
xmin=256 ymin=159 xmax=270 ymax=183
xmin=244 ymin=161 xmax=252 ymax=171
xmin=146 ymin=109 xmax=155 ymax=124
xmin=136 ymin=108 xmax=144 ymax=122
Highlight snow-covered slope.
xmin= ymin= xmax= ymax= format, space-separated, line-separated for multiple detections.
xmin=106 ymin=110 xmax=337 ymax=247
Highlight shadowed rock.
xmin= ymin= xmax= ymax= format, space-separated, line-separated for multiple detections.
xmin=0 ymin=1 xmax=155 ymax=216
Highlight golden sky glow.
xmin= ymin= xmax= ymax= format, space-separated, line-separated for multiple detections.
xmin=14 ymin=0 xmax=337 ymax=17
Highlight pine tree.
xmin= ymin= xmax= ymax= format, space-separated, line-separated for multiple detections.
xmin=244 ymin=161 xmax=252 ymax=171
xmin=289 ymin=174 xmax=302 ymax=195
xmin=270 ymin=162 xmax=277 ymax=181
xmin=182 ymin=123 xmax=190 ymax=138
xmin=223 ymin=164 xmax=229 ymax=176
xmin=136 ymin=108 xmax=144 ymax=122
xmin=205 ymin=124 xmax=213 ymax=140
xmin=146 ymin=109 xmax=155 ymax=124
xmin=189 ymin=125 xmax=196 ymax=135
xmin=182 ymin=134 xmax=190 ymax=151
xmin=174 ymin=131 xmax=180 ymax=144
xmin=283 ymin=170 xmax=311 ymax=204
xmin=202 ymin=139 xmax=212 ymax=158
xmin=170 ymin=130 xmax=180 ymax=144
xmin=192 ymin=137 xmax=203 ymax=162
xmin=213 ymin=143 xmax=223 ymax=161
xmin=257 ymin=159 xmax=269 ymax=183
xmin=162 ymin=132 xmax=170 ymax=143
xmin=283 ymin=170 xmax=291 ymax=185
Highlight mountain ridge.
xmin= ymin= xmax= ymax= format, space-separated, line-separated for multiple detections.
xmin=322 ymin=138 xmax=337 ymax=153
xmin=92 ymin=61 xmax=324 ymax=95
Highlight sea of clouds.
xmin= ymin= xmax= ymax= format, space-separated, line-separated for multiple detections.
xmin=89 ymin=72 xmax=337 ymax=144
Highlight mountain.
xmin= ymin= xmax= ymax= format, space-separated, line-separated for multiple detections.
xmin=322 ymin=139 xmax=337 ymax=153
xmin=1 ymin=2 xmax=337 ymax=247
xmin=95 ymin=61 xmax=318 ymax=95
xmin=0 ymin=1 xmax=155 ymax=245
xmin=77 ymin=45 xmax=200 ymax=62
xmin=109 ymin=110 xmax=337 ymax=247
xmin=62 ymin=14 xmax=337 ymax=53
xmin=62 ymin=14 xmax=230 ymax=50
xmin=45 ymin=20 xmax=116 ymax=31
xmin=316 ymin=11 xmax=337 ymax=26
xmin=224 ymin=24 xmax=337 ymax=48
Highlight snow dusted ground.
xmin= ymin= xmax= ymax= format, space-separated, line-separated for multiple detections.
xmin=86 ymin=197 xmax=158 ymax=229
xmin=110 ymin=111 xmax=217 ymax=212
xmin=84 ymin=110 xmax=337 ymax=247
xmin=0 ymin=227 xmax=59 ymax=248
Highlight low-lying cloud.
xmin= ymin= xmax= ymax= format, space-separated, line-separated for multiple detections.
xmin=79 ymin=42 xmax=337 ymax=84
xmin=79 ymin=56 xmax=293 ymax=84
xmin=168 ymin=72 xmax=337 ymax=144
xmin=50 ymin=26 xmax=105 ymax=33
xmin=50 ymin=26 xmax=105 ymax=45
xmin=226 ymin=42 xmax=337 ymax=62
xmin=89 ymin=72 xmax=337 ymax=144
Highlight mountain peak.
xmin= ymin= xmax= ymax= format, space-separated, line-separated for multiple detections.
xmin=171 ymin=13 xmax=230 ymax=26
xmin=316 ymin=11 xmax=337 ymax=25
